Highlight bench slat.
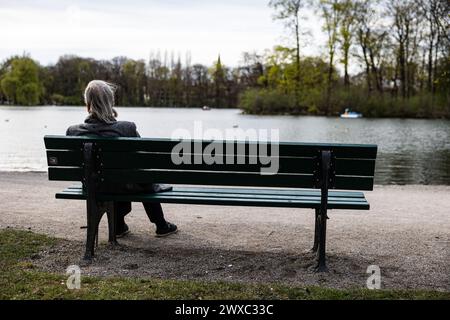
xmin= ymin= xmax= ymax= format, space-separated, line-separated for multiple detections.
xmin=166 ymin=187 xmax=367 ymax=198
xmin=335 ymin=158 xmax=376 ymax=176
xmin=65 ymin=185 xmax=366 ymax=198
xmin=48 ymin=167 xmax=81 ymax=181
xmin=46 ymin=150 xmax=376 ymax=177
xmin=101 ymin=152 xmax=376 ymax=177
xmin=46 ymin=150 xmax=82 ymax=167
xmin=158 ymin=192 xmax=368 ymax=202
xmin=55 ymin=188 xmax=369 ymax=210
xmin=334 ymin=176 xmax=374 ymax=191
xmin=59 ymin=187 xmax=367 ymax=203
xmin=101 ymin=152 xmax=316 ymax=174
xmin=48 ymin=167 xmax=374 ymax=191
xmin=103 ymin=169 xmax=317 ymax=188
xmin=44 ymin=136 xmax=378 ymax=159
xmin=102 ymin=169 xmax=375 ymax=191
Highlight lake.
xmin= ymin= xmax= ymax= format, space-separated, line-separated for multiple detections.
xmin=1 ymin=106 xmax=449 ymax=185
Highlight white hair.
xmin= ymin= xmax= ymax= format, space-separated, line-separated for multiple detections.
xmin=84 ymin=80 xmax=118 ymax=123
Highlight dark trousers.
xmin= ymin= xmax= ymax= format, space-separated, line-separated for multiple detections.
xmin=115 ymin=201 xmax=166 ymax=229
xmin=97 ymin=183 xmax=169 ymax=230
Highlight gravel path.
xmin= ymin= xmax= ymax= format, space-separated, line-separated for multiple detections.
xmin=1 ymin=172 xmax=449 ymax=291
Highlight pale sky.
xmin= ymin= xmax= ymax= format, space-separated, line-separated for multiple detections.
xmin=0 ymin=0 xmax=328 ymax=67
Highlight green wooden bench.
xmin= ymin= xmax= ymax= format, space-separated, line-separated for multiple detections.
xmin=44 ymin=135 xmax=377 ymax=271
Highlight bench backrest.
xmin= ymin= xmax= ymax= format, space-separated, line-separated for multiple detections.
xmin=44 ymin=136 xmax=377 ymax=191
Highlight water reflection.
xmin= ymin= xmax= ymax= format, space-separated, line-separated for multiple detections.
xmin=376 ymin=150 xmax=450 ymax=185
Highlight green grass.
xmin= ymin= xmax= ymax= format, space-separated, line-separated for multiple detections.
xmin=0 ymin=228 xmax=449 ymax=300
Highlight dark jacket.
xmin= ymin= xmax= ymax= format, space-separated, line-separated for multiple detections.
xmin=66 ymin=115 xmax=172 ymax=194
xmin=66 ymin=116 xmax=140 ymax=138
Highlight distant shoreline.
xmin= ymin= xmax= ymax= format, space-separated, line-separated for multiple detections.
xmin=1 ymin=104 xmax=450 ymax=120
xmin=0 ymin=104 xmax=450 ymax=121
xmin=0 ymin=104 xmax=239 ymax=110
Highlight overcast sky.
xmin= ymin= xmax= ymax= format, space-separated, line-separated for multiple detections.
xmin=0 ymin=0 xmax=328 ymax=67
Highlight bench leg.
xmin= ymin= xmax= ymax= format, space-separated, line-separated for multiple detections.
xmin=106 ymin=202 xmax=118 ymax=245
xmin=84 ymin=201 xmax=103 ymax=261
xmin=315 ymin=208 xmax=329 ymax=273
xmin=311 ymin=208 xmax=320 ymax=253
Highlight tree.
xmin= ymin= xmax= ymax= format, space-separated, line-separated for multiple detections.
xmin=210 ymin=55 xmax=227 ymax=108
xmin=191 ymin=63 xmax=210 ymax=107
xmin=121 ymin=59 xmax=147 ymax=106
xmin=388 ymin=0 xmax=420 ymax=99
xmin=263 ymin=46 xmax=296 ymax=91
xmin=0 ymin=56 xmax=42 ymax=105
xmin=416 ymin=0 xmax=450 ymax=93
xmin=318 ymin=0 xmax=341 ymax=114
xmin=183 ymin=52 xmax=193 ymax=107
xmin=338 ymin=0 xmax=356 ymax=87
xmin=50 ymin=55 xmax=94 ymax=104
xmin=354 ymin=0 xmax=387 ymax=95
xmin=168 ymin=55 xmax=184 ymax=107
xmin=238 ymin=52 xmax=265 ymax=88
xmin=269 ymin=0 xmax=306 ymax=111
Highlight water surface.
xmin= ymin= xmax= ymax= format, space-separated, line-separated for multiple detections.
xmin=1 ymin=106 xmax=449 ymax=185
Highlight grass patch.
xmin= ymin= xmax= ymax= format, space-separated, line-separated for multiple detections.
xmin=0 ymin=228 xmax=449 ymax=300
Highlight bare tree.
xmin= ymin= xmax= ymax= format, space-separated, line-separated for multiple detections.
xmin=269 ymin=0 xmax=306 ymax=110
xmin=388 ymin=0 xmax=420 ymax=98
xmin=416 ymin=0 xmax=450 ymax=93
xmin=354 ymin=0 xmax=382 ymax=95
xmin=318 ymin=0 xmax=342 ymax=114
xmin=338 ymin=0 xmax=357 ymax=88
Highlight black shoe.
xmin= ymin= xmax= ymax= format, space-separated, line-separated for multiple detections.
xmin=116 ymin=223 xmax=130 ymax=238
xmin=155 ymin=222 xmax=178 ymax=237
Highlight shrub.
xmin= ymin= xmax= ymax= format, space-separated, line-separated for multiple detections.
xmin=238 ymin=88 xmax=295 ymax=114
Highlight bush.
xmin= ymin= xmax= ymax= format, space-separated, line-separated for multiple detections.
xmin=16 ymin=83 xmax=40 ymax=105
xmin=238 ymin=85 xmax=450 ymax=119
xmin=63 ymin=95 xmax=83 ymax=105
xmin=50 ymin=94 xmax=65 ymax=105
xmin=317 ymin=85 xmax=447 ymax=118
xmin=238 ymin=88 xmax=295 ymax=114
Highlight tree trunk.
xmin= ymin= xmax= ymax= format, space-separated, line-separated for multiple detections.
xmin=295 ymin=16 xmax=301 ymax=111
xmin=359 ymin=29 xmax=372 ymax=95
xmin=369 ymin=49 xmax=382 ymax=94
xmin=326 ymin=53 xmax=334 ymax=116
xmin=433 ymin=35 xmax=440 ymax=94
xmin=428 ymin=28 xmax=435 ymax=92
xmin=399 ymin=42 xmax=407 ymax=99
xmin=344 ymin=48 xmax=350 ymax=88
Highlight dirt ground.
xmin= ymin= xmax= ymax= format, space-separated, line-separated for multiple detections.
xmin=1 ymin=172 xmax=449 ymax=291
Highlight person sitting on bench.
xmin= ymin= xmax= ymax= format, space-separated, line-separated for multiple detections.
xmin=66 ymin=80 xmax=178 ymax=238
